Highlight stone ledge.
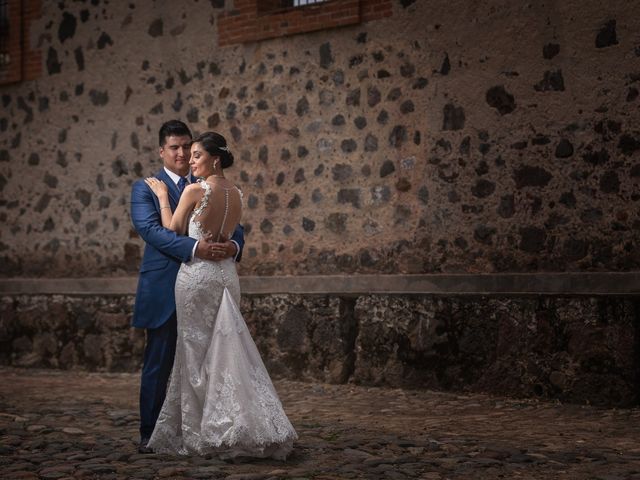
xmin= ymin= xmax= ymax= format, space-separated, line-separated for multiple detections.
xmin=1 ymin=272 xmax=639 ymax=295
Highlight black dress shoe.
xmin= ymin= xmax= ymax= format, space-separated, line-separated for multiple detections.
xmin=138 ymin=437 xmax=153 ymax=454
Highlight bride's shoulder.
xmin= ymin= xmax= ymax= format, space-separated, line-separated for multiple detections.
xmin=183 ymin=182 xmax=205 ymax=197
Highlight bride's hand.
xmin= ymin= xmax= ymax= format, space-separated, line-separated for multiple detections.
xmin=145 ymin=177 xmax=168 ymax=198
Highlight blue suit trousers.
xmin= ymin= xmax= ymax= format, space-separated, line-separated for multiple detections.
xmin=139 ymin=314 xmax=177 ymax=438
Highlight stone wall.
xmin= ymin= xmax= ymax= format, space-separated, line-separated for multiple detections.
xmin=1 ymin=291 xmax=638 ymax=407
xmin=1 ymin=0 xmax=639 ymax=277
xmin=0 ymin=294 xmax=142 ymax=371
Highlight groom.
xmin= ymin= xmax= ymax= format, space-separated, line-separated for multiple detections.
xmin=130 ymin=120 xmax=245 ymax=453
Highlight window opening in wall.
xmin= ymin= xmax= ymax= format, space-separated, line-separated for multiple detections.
xmin=293 ymin=0 xmax=329 ymax=6
xmin=222 ymin=0 xmax=391 ymax=46
xmin=257 ymin=0 xmax=330 ymax=15
xmin=0 ymin=0 xmax=10 ymax=70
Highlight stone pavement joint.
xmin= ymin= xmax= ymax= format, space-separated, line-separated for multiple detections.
xmin=1 ymin=368 xmax=639 ymax=479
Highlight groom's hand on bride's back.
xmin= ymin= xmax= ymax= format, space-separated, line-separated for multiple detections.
xmin=194 ymin=233 xmax=238 ymax=262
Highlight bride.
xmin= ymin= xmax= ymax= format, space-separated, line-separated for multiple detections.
xmin=144 ymin=131 xmax=297 ymax=459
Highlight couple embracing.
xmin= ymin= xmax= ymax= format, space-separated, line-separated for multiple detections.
xmin=130 ymin=120 xmax=297 ymax=459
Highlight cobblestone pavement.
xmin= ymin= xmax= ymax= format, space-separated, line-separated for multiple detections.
xmin=1 ymin=368 xmax=639 ymax=480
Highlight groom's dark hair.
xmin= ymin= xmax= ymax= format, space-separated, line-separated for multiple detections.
xmin=159 ymin=120 xmax=192 ymax=146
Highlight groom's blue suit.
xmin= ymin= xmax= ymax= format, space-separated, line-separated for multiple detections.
xmin=130 ymin=168 xmax=244 ymax=438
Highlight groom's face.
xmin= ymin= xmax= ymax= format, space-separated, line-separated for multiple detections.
xmin=160 ymin=135 xmax=192 ymax=177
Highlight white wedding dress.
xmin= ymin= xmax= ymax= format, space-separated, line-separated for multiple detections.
xmin=148 ymin=181 xmax=297 ymax=459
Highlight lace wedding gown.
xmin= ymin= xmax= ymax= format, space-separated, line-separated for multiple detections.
xmin=148 ymin=181 xmax=297 ymax=459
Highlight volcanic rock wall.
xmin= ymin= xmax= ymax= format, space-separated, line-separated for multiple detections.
xmin=2 ymin=291 xmax=637 ymax=407
xmin=1 ymin=0 xmax=639 ymax=276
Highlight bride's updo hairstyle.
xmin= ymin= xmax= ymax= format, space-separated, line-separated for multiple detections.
xmin=193 ymin=131 xmax=234 ymax=169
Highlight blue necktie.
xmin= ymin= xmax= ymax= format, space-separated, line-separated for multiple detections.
xmin=177 ymin=177 xmax=187 ymax=194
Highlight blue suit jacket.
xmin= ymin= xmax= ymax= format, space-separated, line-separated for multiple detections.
xmin=130 ymin=169 xmax=245 ymax=329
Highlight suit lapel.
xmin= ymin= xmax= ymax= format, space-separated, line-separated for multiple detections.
xmin=157 ymin=169 xmax=181 ymax=207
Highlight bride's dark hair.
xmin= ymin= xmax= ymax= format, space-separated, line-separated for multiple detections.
xmin=192 ymin=131 xmax=234 ymax=169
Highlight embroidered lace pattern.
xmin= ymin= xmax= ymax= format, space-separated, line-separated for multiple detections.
xmin=148 ymin=181 xmax=297 ymax=460
xmin=190 ymin=180 xmax=210 ymax=237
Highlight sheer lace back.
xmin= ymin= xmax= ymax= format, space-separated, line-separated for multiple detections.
xmin=191 ymin=180 xmax=242 ymax=241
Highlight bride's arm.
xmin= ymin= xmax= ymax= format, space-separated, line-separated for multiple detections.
xmin=170 ymin=186 xmax=199 ymax=234
xmin=144 ymin=178 xmax=198 ymax=234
